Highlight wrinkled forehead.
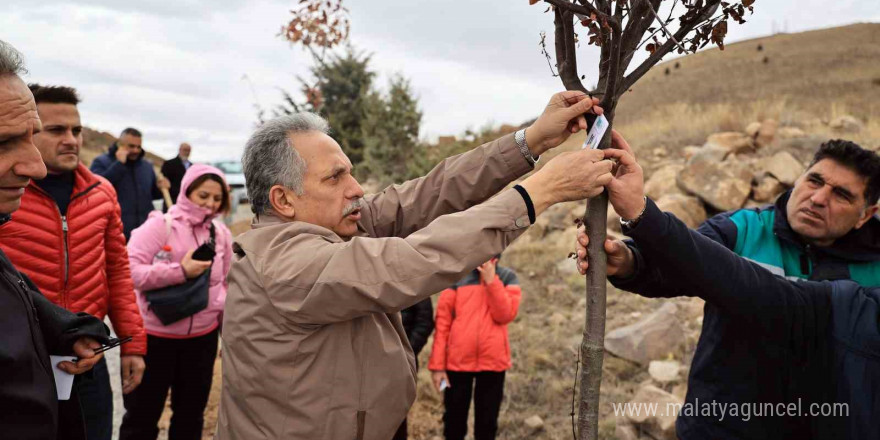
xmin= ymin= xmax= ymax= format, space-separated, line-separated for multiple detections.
xmin=806 ymin=158 xmax=868 ymax=193
xmin=0 ymin=74 xmax=37 ymax=115
xmin=289 ymin=131 xmax=351 ymax=173
xmin=0 ymin=74 xmax=40 ymax=138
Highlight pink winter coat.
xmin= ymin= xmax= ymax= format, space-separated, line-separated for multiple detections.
xmin=127 ymin=164 xmax=233 ymax=338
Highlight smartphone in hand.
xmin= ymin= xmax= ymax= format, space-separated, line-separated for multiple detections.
xmin=191 ymin=242 xmax=216 ymax=261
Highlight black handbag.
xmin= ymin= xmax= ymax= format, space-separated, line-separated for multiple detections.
xmin=144 ymin=215 xmax=215 ymax=325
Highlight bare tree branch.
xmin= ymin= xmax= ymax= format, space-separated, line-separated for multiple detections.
xmin=539 ymin=31 xmax=560 ymax=77
xmin=544 ymin=0 xmax=621 ymax=32
xmin=617 ymin=1 xmax=720 ymax=95
xmin=645 ymin=0 xmax=687 ymax=53
xmin=617 ymin=0 xmax=657 ymax=78
xmin=599 ymin=24 xmax=623 ymax=111
xmin=555 ymin=8 xmax=589 ymax=93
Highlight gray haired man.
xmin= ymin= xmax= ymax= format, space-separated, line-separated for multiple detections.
xmin=216 ymin=92 xmax=622 ymax=439
xmin=0 ymin=39 xmax=110 ymax=440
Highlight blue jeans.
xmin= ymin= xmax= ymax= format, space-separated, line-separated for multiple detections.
xmin=73 ymin=356 xmax=114 ymax=440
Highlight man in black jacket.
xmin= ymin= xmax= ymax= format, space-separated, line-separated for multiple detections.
xmin=578 ymin=134 xmax=880 ymax=439
xmin=393 ymin=298 xmax=435 ymax=440
xmin=582 ymin=135 xmax=878 ymax=438
xmin=160 ymin=142 xmax=191 ymax=210
xmin=0 ymin=39 xmax=110 ymax=440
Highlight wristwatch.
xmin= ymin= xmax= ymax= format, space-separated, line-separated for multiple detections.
xmin=514 ymin=128 xmax=539 ymax=166
xmin=619 ymin=196 xmax=648 ymax=229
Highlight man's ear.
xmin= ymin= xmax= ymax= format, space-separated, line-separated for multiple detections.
xmin=268 ymin=185 xmax=296 ymax=220
xmin=855 ymin=204 xmax=879 ymax=229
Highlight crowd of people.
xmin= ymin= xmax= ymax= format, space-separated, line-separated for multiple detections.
xmin=1 ymin=34 xmax=879 ymax=440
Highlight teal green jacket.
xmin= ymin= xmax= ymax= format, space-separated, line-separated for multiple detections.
xmin=612 ymin=190 xmax=880 ymax=440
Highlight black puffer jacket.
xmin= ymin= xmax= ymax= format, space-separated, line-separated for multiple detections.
xmin=0 ymin=219 xmax=110 ymax=440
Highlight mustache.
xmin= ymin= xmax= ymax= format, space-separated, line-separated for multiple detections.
xmin=342 ymin=198 xmax=365 ymax=217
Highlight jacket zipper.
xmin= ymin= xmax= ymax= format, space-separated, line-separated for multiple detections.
xmin=475 ymin=278 xmax=483 ymax=368
xmin=30 ymin=181 xmax=101 ymax=304
xmin=63 ymin=183 xmax=100 ymax=296
xmin=5 ymin=272 xmax=52 ymax=375
xmin=62 ymin=214 xmax=69 ymax=293
xmin=801 ymin=245 xmax=812 ymax=276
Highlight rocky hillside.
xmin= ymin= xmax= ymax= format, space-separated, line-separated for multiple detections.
xmin=405 ymin=24 xmax=880 ymax=440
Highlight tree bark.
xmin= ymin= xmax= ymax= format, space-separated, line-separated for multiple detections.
xmin=576 ymin=108 xmax=614 ymax=440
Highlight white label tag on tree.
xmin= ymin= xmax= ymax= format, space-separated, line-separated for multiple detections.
xmin=581 ymin=114 xmax=609 ymax=150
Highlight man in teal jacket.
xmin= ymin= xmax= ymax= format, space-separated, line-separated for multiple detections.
xmin=578 ymin=138 xmax=880 ymax=439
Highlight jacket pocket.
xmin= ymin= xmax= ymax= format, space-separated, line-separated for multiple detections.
xmin=356 ymin=410 xmax=366 ymax=440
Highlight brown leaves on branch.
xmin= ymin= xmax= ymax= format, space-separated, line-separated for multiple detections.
xmin=543 ymin=0 xmax=754 ymax=55
xmin=711 ymin=20 xmax=728 ymax=49
xmin=281 ymin=0 xmax=350 ymax=50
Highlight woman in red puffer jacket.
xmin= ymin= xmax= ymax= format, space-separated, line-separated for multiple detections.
xmin=428 ymin=256 xmax=522 ymax=440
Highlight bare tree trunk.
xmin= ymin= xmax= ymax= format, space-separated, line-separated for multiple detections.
xmin=541 ymin=1 xmax=742 ymax=439
xmin=577 ymin=190 xmax=609 ymax=439
xmin=577 ymin=113 xmax=614 ymax=439
xmin=577 ymin=16 xmax=620 ymax=437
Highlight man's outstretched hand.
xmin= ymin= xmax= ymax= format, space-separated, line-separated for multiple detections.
xmin=526 ymin=91 xmax=604 ymax=157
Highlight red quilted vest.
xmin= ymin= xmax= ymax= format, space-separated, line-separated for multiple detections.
xmin=0 ymin=163 xmax=146 ymax=355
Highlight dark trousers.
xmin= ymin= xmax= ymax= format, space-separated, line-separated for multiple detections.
xmin=72 ymin=356 xmax=114 ymax=440
xmin=119 ymin=329 xmax=218 ymax=440
xmin=443 ymin=371 xmax=506 ymax=440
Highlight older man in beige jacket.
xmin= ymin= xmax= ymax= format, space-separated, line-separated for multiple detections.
xmin=216 ymin=92 xmax=617 ymax=440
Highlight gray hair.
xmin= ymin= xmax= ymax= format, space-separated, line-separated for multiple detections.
xmin=242 ymin=112 xmax=329 ymax=216
xmin=0 ymin=40 xmax=26 ymax=76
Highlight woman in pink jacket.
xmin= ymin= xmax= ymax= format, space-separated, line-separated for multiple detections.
xmin=120 ymin=164 xmax=233 ymax=440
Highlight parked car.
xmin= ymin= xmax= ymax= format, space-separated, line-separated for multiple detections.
xmin=211 ymin=160 xmax=247 ymax=203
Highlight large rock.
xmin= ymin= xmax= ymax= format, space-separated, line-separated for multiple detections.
xmin=627 ymin=385 xmax=682 ymax=440
xmin=755 ymin=119 xmax=778 ymax=148
xmin=753 ymin=174 xmax=786 ymax=202
xmin=691 ymin=145 xmax=729 ymax=163
xmin=745 ymin=121 xmax=762 ymax=138
xmin=645 ymin=164 xmax=685 ymax=200
xmin=777 ymin=126 xmax=807 ymax=138
xmin=682 ymin=146 xmax=702 ymax=161
xmin=649 ymin=360 xmax=683 ymax=383
xmin=605 ymin=302 xmax=686 ymax=365
xmin=704 ymin=132 xmax=755 ymax=154
xmin=615 ymin=420 xmax=641 ymax=440
xmin=678 ymin=154 xmax=751 ymax=212
xmin=524 ymin=415 xmax=544 ymax=430
xmin=655 ymin=194 xmax=707 ymax=228
xmin=830 ymin=115 xmax=862 ymax=132
xmin=724 ymin=155 xmax=756 ymax=185
xmin=762 ymin=151 xmax=804 ymax=186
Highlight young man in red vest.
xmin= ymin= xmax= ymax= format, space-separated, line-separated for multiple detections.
xmin=0 ymin=83 xmax=147 ymax=440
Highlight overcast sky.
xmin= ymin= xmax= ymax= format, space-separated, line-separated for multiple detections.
xmin=3 ymin=1 xmax=877 ymax=162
